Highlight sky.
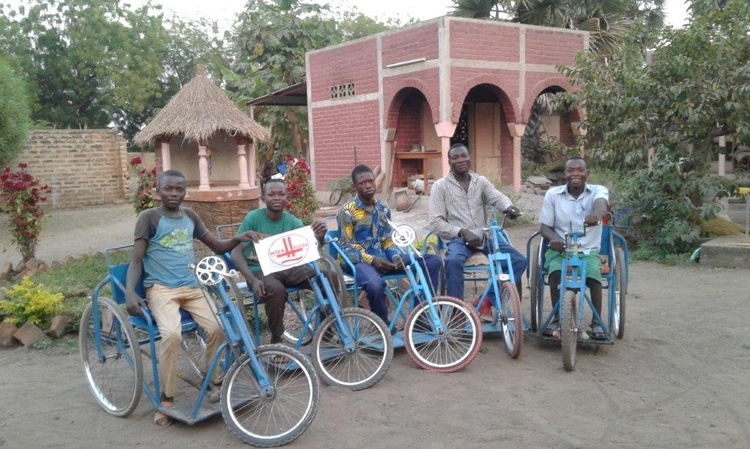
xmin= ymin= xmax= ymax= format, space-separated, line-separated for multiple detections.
xmin=128 ymin=0 xmax=690 ymax=29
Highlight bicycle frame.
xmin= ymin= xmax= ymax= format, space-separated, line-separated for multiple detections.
xmin=474 ymin=214 xmax=517 ymax=319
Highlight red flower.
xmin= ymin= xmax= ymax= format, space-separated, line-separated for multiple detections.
xmin=18 ymin=163 xmax=28 ymax=169
xmin=130 ymin=156 xmax=142 ymax=165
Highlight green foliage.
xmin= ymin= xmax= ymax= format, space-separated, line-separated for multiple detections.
xmin=0 ymin=163 xmax=51 ymax=261
xmin=226 ymin=0 xmax=395 ymax=164
xmin=29 ymin=251 xmax=129 ymax=299
xmin=0 ymin=277 xmax=63 ymax=327
xmin=557 ymin=0 xmax=750 ymax=258
xmin=0 ymin=57 xmax=31 ymax=167
xmin=284 ymin=156 xmax=320 ymax=225
xmin=613 ymin=148 xmax=734 ymax=254
xmin=0 ymin=0 xmax=227 ymax=144
xmin=128 ymin=156 xmax=156 ymax=214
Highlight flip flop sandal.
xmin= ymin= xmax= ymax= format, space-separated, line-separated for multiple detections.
xmin=590 ymin=325 xmax=607 ymax=340
xmin=543 ymin=322 xmax=560 ymax=339
xmin=153 ymin=410 xmax=173 ymax=427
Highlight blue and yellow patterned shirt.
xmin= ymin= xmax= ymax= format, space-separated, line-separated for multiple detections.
xmin=337 ymin=195 xmax=400 ymax=264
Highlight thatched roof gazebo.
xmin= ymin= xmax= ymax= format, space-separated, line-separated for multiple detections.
xmin=134 ymin=65 xmax=270 ymax=229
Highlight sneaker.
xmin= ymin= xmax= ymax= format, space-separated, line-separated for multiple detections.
xmin=473 ymin=298 xmax=494 ymax=322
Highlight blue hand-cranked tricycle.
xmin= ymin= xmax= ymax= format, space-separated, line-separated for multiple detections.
xmin=79 ymin=247 xmax=320 ymax=446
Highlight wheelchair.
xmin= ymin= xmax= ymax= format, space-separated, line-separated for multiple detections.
xmin=79 ymin=246 xmax=320 ymax=446
xmin=327 ymin=217 xmax=482 ymax=373
xmin=216 ymin=223 xmax=394 ymax=391
xmin=526 ymin=212 xmax=629 ymax=371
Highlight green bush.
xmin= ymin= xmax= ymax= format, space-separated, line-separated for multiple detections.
xmin=0 ymin=277 xmax=64 ymax=328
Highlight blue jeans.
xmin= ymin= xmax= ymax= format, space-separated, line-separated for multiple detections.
xmin=344 ymin=254 xmax=442 ymax=324
xmin=444 ymin=237 xmax=527 ymax=300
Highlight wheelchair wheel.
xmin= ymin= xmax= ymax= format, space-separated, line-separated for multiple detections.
xmin=329 ymin=189 xmax=343 ymax=206
xmin=317 ymin=253 xmax=350 ymax=308
xmin=222 ymin=345 xmax=320 ymax=447
xmin=614 ymin=247 xmax=626 ymax=339
xmin=282 ymin=290 xmax=317 ymax=346
xmin=560 ymin=290 xmax=578 ymax=372
xmin=311 ymin=308 xmax=393 ymax=390
xmin=529 ymin=241 xmax=544 ymax=332
xmin=500 ymin=283 xmax=523 ymax=359
xmin=404 ymin=296 xmax=482 ymax=373
xmin=80 ymin=296 xmax=143 ymax=417
xmin=181 ymin=327 xmax=207 ymax=378
xmin=386 ymin=284 xmax=410 ymax=333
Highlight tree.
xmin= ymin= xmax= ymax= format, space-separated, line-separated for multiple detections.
xmin=226 ymin=0 xmax=393 ymax=164
xmin=558 ymin=0 xmax=749 ymax=256
xmin=0 ymin=57 xmax=31 ymax=167
xmin=0 ymin=0 xmax=228 ymax=145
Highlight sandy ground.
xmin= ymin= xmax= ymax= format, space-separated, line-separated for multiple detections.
xmin=1 ymin=193 xmax=750 ymax=448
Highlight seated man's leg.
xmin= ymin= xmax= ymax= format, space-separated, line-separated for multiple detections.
xmin=353 ymin=262 xmax=389 ymax=323
xmin=258 ymin=273 xmax=289 ymax=344
xmin=418 ymin=254 xmax=443 ymax=295
xmin=547 ymin=270 xmax=562 ymax=310
xmin=444 ymin=238 xmax=475 ymax=300
xmin=145 ymin=284 xmax=184 ymax=400
xmin=180 ymin=286 xmax=224 ymax=383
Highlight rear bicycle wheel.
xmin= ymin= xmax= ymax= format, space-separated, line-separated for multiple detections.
xmin=404 ymin=296 xmax=482 ymax=373
xmin=329 ymin=189 xmax=343 ymax=206
xmin=80 ymin=296 xmax=143 ymax=417
xmin=529 ymin=241 xmax=543 ymax=332
xmin=614 ymin=247 xmax=626 ymax=339
xmin=561 ymin=290 xmax=578 ymax=372
xmin=311 ymin=308 xmax=393 ymax=390
xmin=221 ymin=345 xmax=320 ymax=447
xmin=499 ymin=282 xmax=523 ymax=358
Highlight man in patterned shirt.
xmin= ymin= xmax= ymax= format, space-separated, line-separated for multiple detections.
xmin=337 ymin=164 xmax=442 ymax=325
xmin=429 ymin=143 xmax=527 ymax=317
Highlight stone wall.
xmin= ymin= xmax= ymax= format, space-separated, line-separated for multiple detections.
xmin=13 ymin=129 xmax=133 ymax=208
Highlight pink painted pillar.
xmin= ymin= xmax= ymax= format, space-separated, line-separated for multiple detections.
xmin=198 ymin=141 xmax=210 ymax=191
xmin=435 ymin=121 xmax=457 ymax=177
xmin=247 ymin=139 xmax=256 ymax=187
xmin=159 ymin=138 xmax=171 ymax=172
xmin=507 ymin=123 xmax=526 ymax=194
xmin=236 ymin=136 xmax=250 ymax=188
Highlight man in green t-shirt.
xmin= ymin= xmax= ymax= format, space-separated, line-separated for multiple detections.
xmin=230 ymin=178 xmax=330 ymax=344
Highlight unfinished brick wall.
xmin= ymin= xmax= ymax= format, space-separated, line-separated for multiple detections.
xmin=13 ymin=130 xmax=130 ymax=208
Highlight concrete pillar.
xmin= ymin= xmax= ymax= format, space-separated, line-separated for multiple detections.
xmin=236 ymin=136 xmax=250 ymax=189
xmin=198 ymin=142 xmax=210 ymax=191
xmin=507 ymin=123 xmax=526 ymax=194
xmin=718 ymin=135 xmax=726 ymax=176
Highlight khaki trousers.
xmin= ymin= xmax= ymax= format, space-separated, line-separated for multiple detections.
xmin=146 ymin=284 xmax=223 ymax=398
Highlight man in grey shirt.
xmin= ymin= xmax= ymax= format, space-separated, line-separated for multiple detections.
xmin=429 ymin=143 xmax=527 ymax=313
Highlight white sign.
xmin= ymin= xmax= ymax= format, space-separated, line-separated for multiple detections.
xmin=255 ymin=226 xmax=320 ymax=275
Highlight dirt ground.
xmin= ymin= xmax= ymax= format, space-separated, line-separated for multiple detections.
xmin=1 ymin=196 xmax=749 ymax=448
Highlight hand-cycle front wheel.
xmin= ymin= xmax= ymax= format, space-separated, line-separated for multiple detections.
xmin=403 ymin=296 xmax=482 ymax=373
xmin=221 ymin=344 xmax=320 ymax=447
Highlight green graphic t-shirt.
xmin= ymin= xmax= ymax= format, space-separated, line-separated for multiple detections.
xmin=236 ymin=208 xmax=303 ymax=273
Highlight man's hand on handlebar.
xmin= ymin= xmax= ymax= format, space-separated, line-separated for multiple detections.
xmin=504 ymin=206 xmax=522 ymax=219
xmin=583 ymin=214 xmax=602 ymax=227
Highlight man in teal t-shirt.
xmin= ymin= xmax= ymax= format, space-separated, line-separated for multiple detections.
xmin=231 ymin=178 xmax=330 ymax=344
xmin=125 ymin=170 xmax=253 ymax=426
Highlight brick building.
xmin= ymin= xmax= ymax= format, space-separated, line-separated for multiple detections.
xmin=305 ymin=17 xmax=587 ymax=193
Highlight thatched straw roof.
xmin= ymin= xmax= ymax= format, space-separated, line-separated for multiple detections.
xmin=134 ymin=66 xmax=270 ymax=146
